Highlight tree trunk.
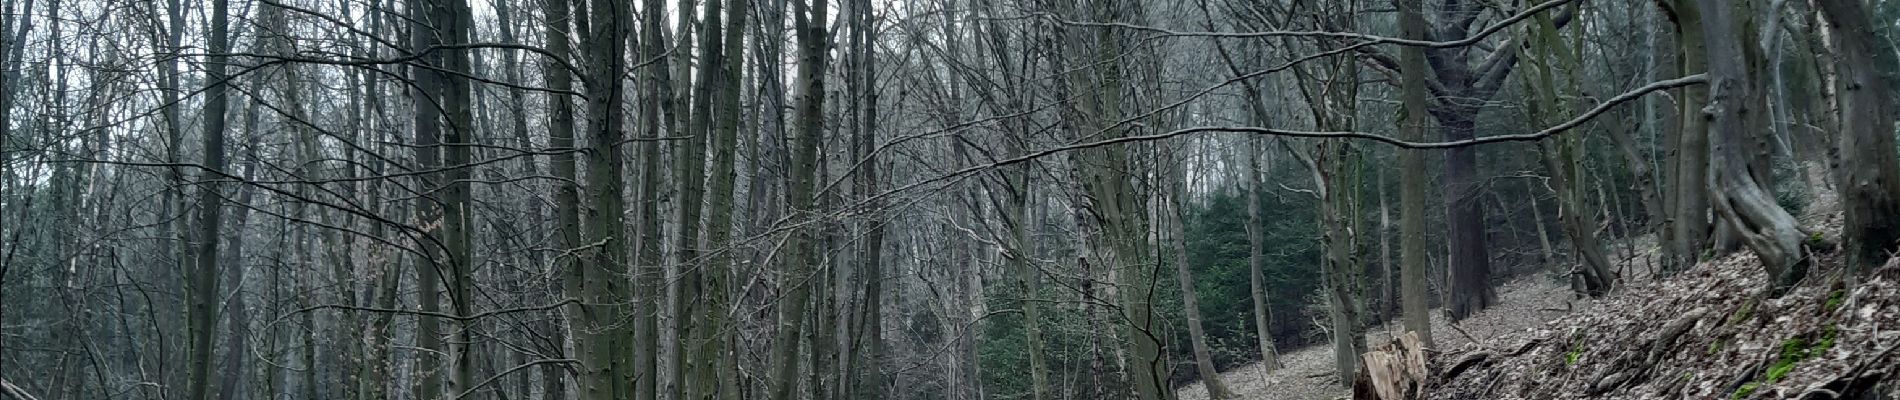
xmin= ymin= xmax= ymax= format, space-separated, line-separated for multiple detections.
xmin=1168 ymin=155 xmax=1235 ymax=399
xmin=1244 ymin=138 xmax=1286 ymax=369
xmin=767 ymin=0 xmax=828 ymax=397
xmin=1695 ymin=0 xmax=1811 ymax=295
xmin=1667 ymin=0 xmax=1713 ymax=272
xmin=1440 ymin=115 xmax=1494 ymax=320
xmin=576 ymin=0 xmax=634 ymax=396
xmin=633 ymin=0 xmax=666 ymax=396
xmin=539 ymin=0 xmax=578 ymax=397
xmin=670 ymin=0 xmax=722 ymax=395
xmin=1815 ymin=0 xmax=1900 ymax=277
xmin=185 ymin=0 xmax=231 ymax=396
xmin=1395 ymin=0 xmax=1433 ymax=347
xmin=216 ymin=107 xmax=262 ymax=400
xmin=844 ymin=0 xmax=888 ymax=397
xmin=1523 ymin=9 xmax=1615 ymax=296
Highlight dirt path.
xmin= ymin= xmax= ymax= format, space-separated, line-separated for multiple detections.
xmin=1177 ymin=274 xmax=1587 ymax=400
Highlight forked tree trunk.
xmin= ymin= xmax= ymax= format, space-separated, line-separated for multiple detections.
xmin=1694 ymin=0 xmax=1811 ymax=295
xmin=767 ymin=0 xmax=829 ymax=396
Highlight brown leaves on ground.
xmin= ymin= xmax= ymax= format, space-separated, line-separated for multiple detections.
xmin=1425 ymin=247 xmax=1900 ymax=400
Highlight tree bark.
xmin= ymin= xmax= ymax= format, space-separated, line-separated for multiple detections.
xmin=1168 ymin=151 xmax=1236 ymax=399
xmin=1815 ymin=0 xmax=1900 ymax=277
xmin=1695 ymin=0 xmax=1810 ymax=295
xmin=185 ymin=0 xmax=231 ymax=396
xmin=538 ymin=0 xmax=578 ymax=397
xmin=1395 ymin=0 xmax=1434 ymax=347
xmin=575 ymin=0 xmax=634 ymax=396
xmin=767 ymin=0 xmax=828 ymax=397
xmin=1665 ymin=0 xmax=1713 ymax=272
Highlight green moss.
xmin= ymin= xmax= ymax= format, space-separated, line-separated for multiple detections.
xmin=1732 ymin=382 xmax=1760 ymax=399
xmin=1765 ymin=338 xmax=1807 ymax=382
xmin=1708 ymin=339 xmax=1724 ymax=354
xmin=1816 ymin=327 xmax=1838 ymax=354
xmin=1729 ymin=299 xmax=1757 ymax=326
xmin=1807 ymin=231 xmax=1826 ymax=247
xmin=1825 ymin=290 xmax=1846 ymax=311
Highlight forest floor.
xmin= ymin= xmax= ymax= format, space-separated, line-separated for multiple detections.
xmin=1178 ymin=263 xmax=1593 ymax=400
xmin=1181 ymin=213 xmax=1900 ymax=400
xmin=1422 ymin=215 xmax=1900 ymax=399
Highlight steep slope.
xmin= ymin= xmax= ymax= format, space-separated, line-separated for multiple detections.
xmin=1425 ymin=248 xmax=1900 ymax=399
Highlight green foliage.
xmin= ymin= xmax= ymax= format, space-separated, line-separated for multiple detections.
xmin=1732 ymin=382 xmax=1759 ymax=399
xmin=1825 ymin=290 xmax=1845 ymax=311
xmin=978 ymin=173 xmax=1328 ymax=395
xmin=1565 ymin=332 xmax=1586 ymax=365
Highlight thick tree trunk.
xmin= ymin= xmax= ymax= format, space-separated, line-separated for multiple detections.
xmin=1815 ymin=0 xmax=1900 ymax=277
xmin=407 ymin=0 xmax=450 ymax=394
xmin=576 ymin=0 xmax=633 ymax=396
xmin=1695 ymin=0 xmax=1810 ymax=295
xmin=1439 ymin=115 xmax=1495 ymax=320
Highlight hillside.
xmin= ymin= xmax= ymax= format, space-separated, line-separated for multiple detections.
xmin=1183 ymin=218 xmax=1900 ymax=400
xmin=1425 ymin=247 xmax=1900 ymax=399
xmin=1178 ymin=267 xmax=1589 ymax=400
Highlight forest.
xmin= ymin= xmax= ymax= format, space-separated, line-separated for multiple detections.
xmin=3 ymin=0 xmax=1899 ymax=398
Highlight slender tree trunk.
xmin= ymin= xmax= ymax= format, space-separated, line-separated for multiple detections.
xmin=695 ymin=0 xmax=748 ymax=394
xmin=538 ymin=0 xmax=578 ymax=398
xmin=633 ymin=0 xmax=666 ymax=397
xmin=1395 ymin=0 xmax=1433 ymax=347
xmin=1243 ymin=138 xmax=1285 ymax=368
xmin=845 ymin=0 xmax=889 ymax=397
xmin=185 ymin=0 xmax=231 ymax=396
xmin=1167 ymin=154 xmax=1235 ymax=399
xmin=767 ymin=0 xmax=829 ymax=397
xmin=216 ymin=105 xmax=261 ymax=400
xmin=1667 ymin=0 xmax=1713 ymax=271
xmin=1523 ymin=9 xmax=1615 ymax=296
xmin=670 ymin=0 xmax=723 ymax=395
